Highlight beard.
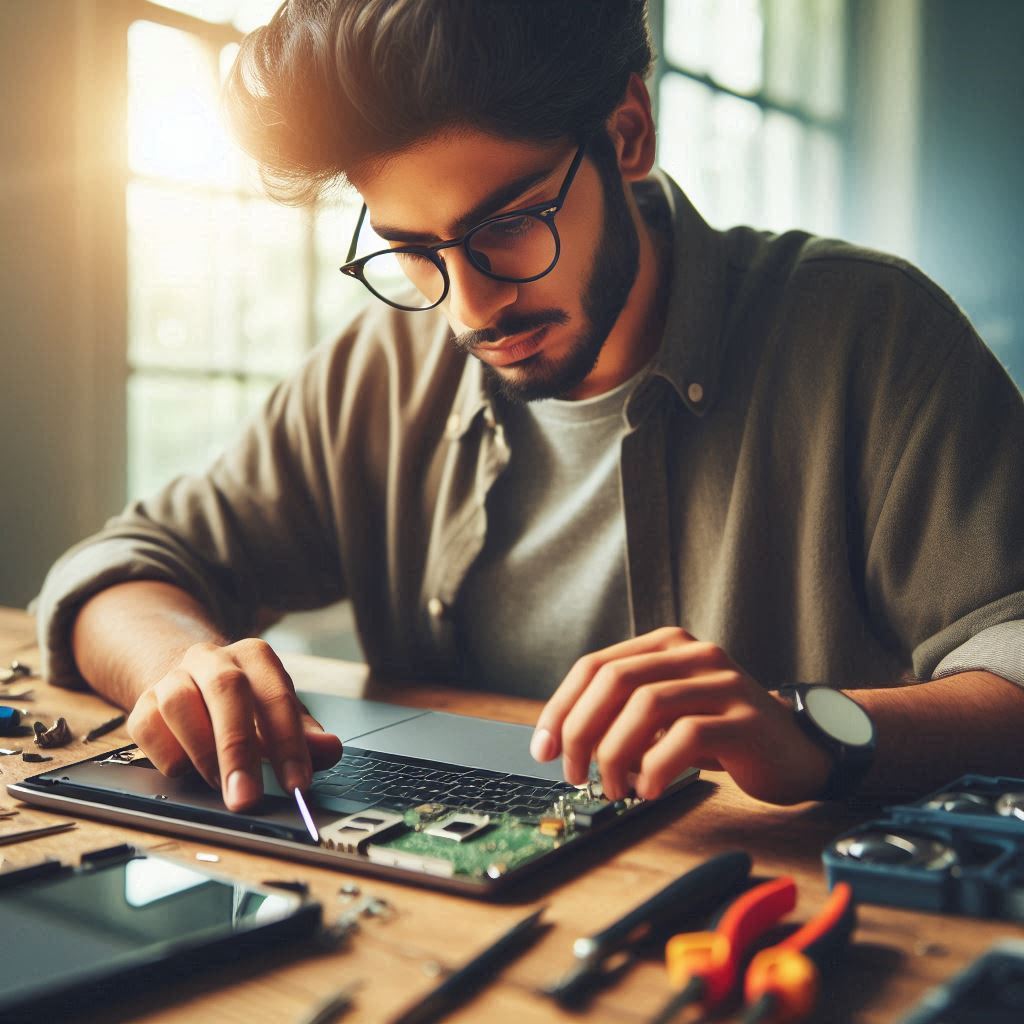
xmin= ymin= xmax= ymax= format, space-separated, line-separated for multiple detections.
xmin=453 ymin=156 xmax=641 ymax=404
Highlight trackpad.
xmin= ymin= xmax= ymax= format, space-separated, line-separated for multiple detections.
xmin=352 ymin=711 xmax=566 ymax=782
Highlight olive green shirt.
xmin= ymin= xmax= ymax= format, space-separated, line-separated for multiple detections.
xmin=37 ymin=173 xmax=1024 ymax=692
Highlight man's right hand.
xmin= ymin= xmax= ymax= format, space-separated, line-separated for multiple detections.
xmin=126 ymin=638 xmax=343 ymax=811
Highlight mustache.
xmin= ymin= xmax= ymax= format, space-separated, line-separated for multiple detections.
xmin=453 ymin=309 xmax=569 ymax=352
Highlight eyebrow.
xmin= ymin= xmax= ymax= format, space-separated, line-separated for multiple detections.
xmin=370 ymin=164 xmax=557 ymax=245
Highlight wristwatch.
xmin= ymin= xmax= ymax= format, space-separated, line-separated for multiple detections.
xmin=780 ymin=684 xmax=876 ymax=800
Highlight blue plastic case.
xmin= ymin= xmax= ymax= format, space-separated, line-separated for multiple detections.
xmin=823 ymin=774 xmax=1024 ymax=920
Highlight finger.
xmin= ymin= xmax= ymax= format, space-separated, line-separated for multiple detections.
xmin=635 ymin=712 xmax=745 ymax=799
xmin=126 ymin=688 xmax=191 ymax=777
xmin=594 ymin=672 xmax=740 ymax=799
xmin=295 ymin=699 xmax=345 ymax=771
xmin=560 ymin=644 xmax=731 ymax=786
xmin=229 ymin=638 xmax=314 ymax=793
xmin=152 ymin=669 xmax=219 ymax=788
xmin=532 ymin=627 xmax=697 ymax=763
xmin=183 ymin=646 xmax=263 ymax=811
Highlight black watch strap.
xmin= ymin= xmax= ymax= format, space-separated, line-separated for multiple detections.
xmin=780 ymin=684 xmax=876 ymax=801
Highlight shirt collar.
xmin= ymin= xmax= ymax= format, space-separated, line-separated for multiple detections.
xmin=447 ymin=170 xmax=731 ymax=436
xmin=633 ymin=170 xmax=731 ymax=423
xmin=449 ymin=353 xmax=491 ymax=440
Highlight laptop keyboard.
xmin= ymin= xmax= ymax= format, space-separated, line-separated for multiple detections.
xmin=311 ymin=746 xmax=576 ymax=816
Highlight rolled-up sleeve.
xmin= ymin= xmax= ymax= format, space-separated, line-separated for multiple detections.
xmin=932 ymin=619 xmax=1024 ymax=687
xmin=863 ymin=325 xmax=1024 ymax=680
xmin=36 ymin=344 xmax=346 ymax=690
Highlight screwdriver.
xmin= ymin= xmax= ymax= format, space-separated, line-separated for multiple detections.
xmin=740 ymin=882 xmax=856 ymax=1024
xmin=651 ymin=876 xmax=797 ymax=1024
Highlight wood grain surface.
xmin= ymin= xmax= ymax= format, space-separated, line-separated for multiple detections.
xmin=0 ymin=609 xmax=1020 ymax=1023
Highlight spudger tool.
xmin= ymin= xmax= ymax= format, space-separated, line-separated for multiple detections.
xmin=544 ymin=849 xmax=752 ymax=1008
xmin=294 ymin=786 xmax=320 ymax=843
xmin=390 ymin=906 xmax=548 ymax=1024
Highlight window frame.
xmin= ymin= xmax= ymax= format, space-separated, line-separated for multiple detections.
xmin=647 ymin=0 xmax=854 ymax=237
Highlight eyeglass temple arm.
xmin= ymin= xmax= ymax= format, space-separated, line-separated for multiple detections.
xmin=345 ymin=203 xmax=368 ymax=264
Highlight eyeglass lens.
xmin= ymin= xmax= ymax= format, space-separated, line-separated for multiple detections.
xmin=360 ymin=213 xmax=558 ymax=310
xmin=363 ymin=250 xmax=444 ymax=310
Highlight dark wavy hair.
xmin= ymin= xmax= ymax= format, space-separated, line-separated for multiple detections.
xmin=224 ymin=0 xmax=654 ymax=205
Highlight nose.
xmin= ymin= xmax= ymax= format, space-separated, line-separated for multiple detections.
xmin=443 ymin=246 xmax=518 ymax=329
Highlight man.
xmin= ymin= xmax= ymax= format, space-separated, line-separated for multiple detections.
xmin=39 ymin=0 xmax=1024 ymax=814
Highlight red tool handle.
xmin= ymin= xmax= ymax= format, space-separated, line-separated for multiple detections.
xmin=665 ymin=876 xmax=797 ymax=1008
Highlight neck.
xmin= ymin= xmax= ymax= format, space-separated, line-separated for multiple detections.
xmin=564 ymin=188 xmax=671 ymax=400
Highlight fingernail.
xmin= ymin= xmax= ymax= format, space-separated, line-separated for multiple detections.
xmin=530 ymin=728 xmax=556 ymax=762
xmin=283 ymin=758 xmax=310 ymax=792
xmin=226 ymin=769 xmax=260 ymax=809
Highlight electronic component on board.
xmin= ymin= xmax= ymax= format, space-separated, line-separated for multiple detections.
xmin=319 ymin=809 xmax=405 ymax=853
xmin=571 ymin=800 xmax=617 ymax=829
xmin=423 ymin=813 xmax=491 ymax=843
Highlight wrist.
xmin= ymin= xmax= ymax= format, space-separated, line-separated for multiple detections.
xmin=779 ymin=685 xmax=877 ymax=801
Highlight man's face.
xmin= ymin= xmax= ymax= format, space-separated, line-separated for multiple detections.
xmin=352 ymin=129 xmax=640 ymax=402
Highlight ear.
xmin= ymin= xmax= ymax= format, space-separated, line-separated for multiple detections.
xmin=605 ymin=72 xmax=657 ymax=182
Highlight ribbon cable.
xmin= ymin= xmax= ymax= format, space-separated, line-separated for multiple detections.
xmin=741 ymin=881 xmax=857 ymax=1024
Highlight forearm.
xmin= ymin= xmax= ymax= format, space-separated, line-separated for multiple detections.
xmin=71 ymin=581 xmax=229 ymax=711
xmin=856 ymin=670 xmax=1024 ymax=798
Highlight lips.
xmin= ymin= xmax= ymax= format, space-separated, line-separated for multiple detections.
xmin=474 ymin=325 xmax=550 ymax=367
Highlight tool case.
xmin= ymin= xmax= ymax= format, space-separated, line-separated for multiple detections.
xmin=823 ymin=774 xmax=1024 ymax=920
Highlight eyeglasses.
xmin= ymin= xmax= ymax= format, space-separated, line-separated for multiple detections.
xmin=339 ymin=139 xmax=588 ymax=311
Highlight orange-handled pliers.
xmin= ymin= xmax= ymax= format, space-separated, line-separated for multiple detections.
xmin=741 ymin=882 xmax=856 ymax=1024
xmin=651 ymin=876 xmax=798 ymax=1024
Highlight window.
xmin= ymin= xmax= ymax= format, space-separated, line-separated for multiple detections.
xmin=652 ymin=0 xmax=847 ymax=237
xmin=124 ymin=2 xmax=370 ymax=499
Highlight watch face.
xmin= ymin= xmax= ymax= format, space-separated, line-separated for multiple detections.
xmin=804 ymin=688 xmax=874 ymax=747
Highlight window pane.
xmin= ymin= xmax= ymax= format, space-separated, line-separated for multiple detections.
xmin=805 ymin=127 xmax=843 ymax=236
xmin=658 ymin=74 xmax=764 ymax=229
xmin=145 ymin=0 xmax=282 ymax=33
xmin=664 ymin=0 xmax=763 ymax=95
xmin=314 ymin=200 xmax=376 ymax=344
xmin=664 ymin=0 xmax=714 ymax=75
xmin=128 ymin=185 xmax=309 ymax=376
xmin=127 ymin=375 xmax=245 ymax=499
xmin=763 ymin=0 xmax=804 ymax=108
xmin=762 ymin=110 xmax=802 ymax=233
xmin=127 ymin=21 xmax=241 ymax=188
xmin=764 ymin=0 xmax=845 ymax=119
xmin=128 ymin=183 xmax=242 ymax=372
xmin=657 ymin=74 xmax=714 ymax=215
xmin=237 ymin=200 xmax=309 ymax=375
xmin=805 ymin=0 xmax=845 ymax=120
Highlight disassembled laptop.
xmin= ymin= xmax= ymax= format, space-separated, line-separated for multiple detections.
xmin=96 ymin=745 xmax=648 ymax=884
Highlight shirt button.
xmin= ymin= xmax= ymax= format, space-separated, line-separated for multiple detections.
xmin=427 ymin=597 xmax=447 ymax=620
xmin=687 ymin=382 xmax=705 ymax=404
xmin=445 ymin=413 xmax=461 ymax=438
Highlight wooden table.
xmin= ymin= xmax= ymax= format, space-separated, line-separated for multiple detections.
xmin=0 ymin=606 xmax=1020 ymax=1023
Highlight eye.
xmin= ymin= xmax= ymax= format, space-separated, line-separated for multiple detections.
xmin=470 ymin=215 xmax=541 ymax=254
xmin=486 ymin=215 xmax=533 ymax=239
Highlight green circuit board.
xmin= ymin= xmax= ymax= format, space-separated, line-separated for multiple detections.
xmin=380 ymin=812 xmax=558 ymax=877
xmin=347 ymin=791 xmax=633 ymax=880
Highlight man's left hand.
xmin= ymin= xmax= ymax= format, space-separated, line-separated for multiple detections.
xmin=530 ymin=627 xmax=834 ymax=805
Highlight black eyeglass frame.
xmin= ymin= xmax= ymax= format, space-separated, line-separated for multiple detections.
xmin=339 ymin=138 xmax=588 ymax=312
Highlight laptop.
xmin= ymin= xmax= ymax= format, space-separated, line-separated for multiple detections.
xmin=9 ymin=691 xmax=699 ymax=896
